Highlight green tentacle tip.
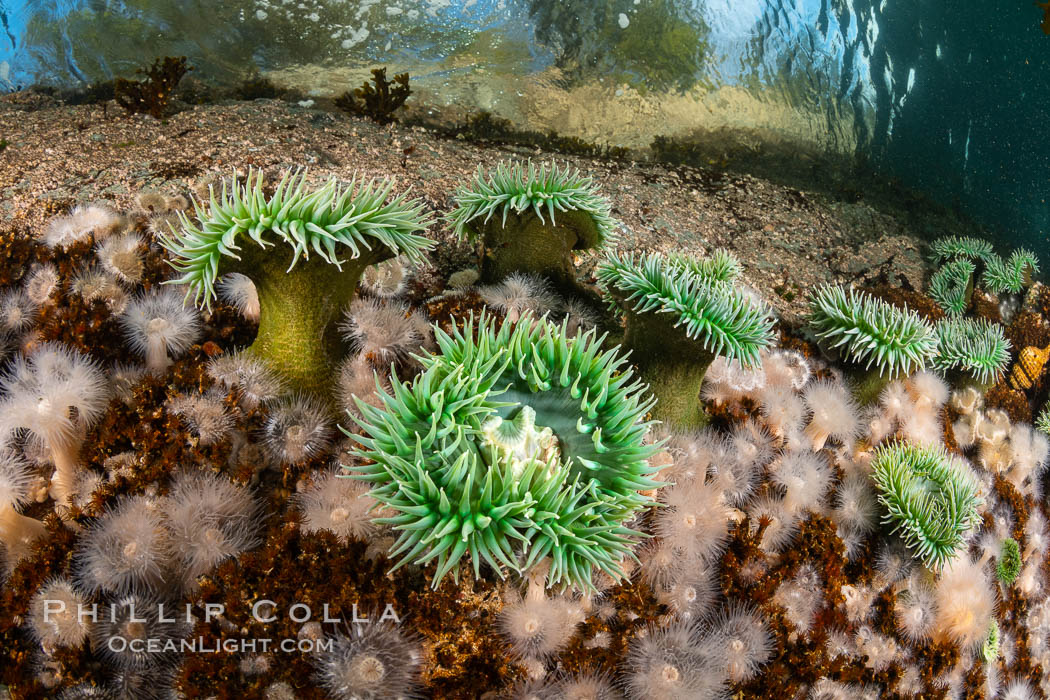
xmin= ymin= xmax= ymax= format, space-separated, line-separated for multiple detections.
xmin=870 ymin=441 xmax=982 ymax=571
xmin=807 ymin=285 xmax=938 ymax=378
xmin=928 ymin=258 xmax=975 ymax=314
xmin=995 ymin=537 xmax=1021 ymax=585
xmin=1037 ymin=403 xmax=1050 ymax=437
xmin=933 ymin=316 xmax=1011 ymax=385
xmin=447 ymin=160 xmax=617 ymax=248
xmin=981 ymin=620 xmax=1000 ymax=663
xmin=595 ymin=250 xmax=775 ymax=368
xmin=158 ymin=167 xmax=435 ymax=309
xmin=346 ymin=312 xmax=663 ymax=592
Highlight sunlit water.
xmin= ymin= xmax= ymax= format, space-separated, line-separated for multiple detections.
xmin=1 ymin=0 xmax=1047 ymax=248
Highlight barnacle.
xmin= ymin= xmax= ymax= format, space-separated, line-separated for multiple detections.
xmin=807 ymin=285 xmax=938 ymax=378
xmin=996 ymin=537 xmax=1022 ymax=584
xmin=348 ymin=312 xmax=661 ymax=591
xmin=930 ymin=235 xmax=994 ymax=264
xmin=448 ymin=161 xmax=616 ymax=294
xmin=870 ymin=441 xmax=981 ymax=570
xmin=982 ymin=249 xmax=1040 ymax=294
xmin=933 ymin=316 xmax=1012 ymax=385
xmin=928 ymin=258 xmax=975 ymax=314
xmin=596 ymin=251 xmax=774 ymax=427
xmin=158 ymin=168 xmax=433 ymax=396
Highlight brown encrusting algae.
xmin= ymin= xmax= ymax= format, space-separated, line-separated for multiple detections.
xmin=0 ymin=90 xmax=1049 ymax=700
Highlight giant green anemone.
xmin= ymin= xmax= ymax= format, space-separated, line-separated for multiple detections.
xmin=870 ymin=441 xmax=981 ymax=570
xmin=808 ymin=285 xmax=938 ymax=379
xmin=348 ymin=313 xmax=662 ymax=591
xmin=447 ymin=161 xmax=616 ymax=297
xmin=159 ymin=168 xmax=433 ymax=397
xmin=933 ymin=316 xmax=1011 ymax=386
xmin=595 ymin=250 xmax=775 ymax=428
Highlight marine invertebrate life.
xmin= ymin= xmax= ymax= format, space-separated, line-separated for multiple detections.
xmin=91 ymin=593 xmax=187 ymax=669
xmin=449 ymin=161 xmax=616 ymax=295
xmin=807 ymin=285 xmax=938 ymax=378
xmin=261 ymin=393 xmax=335 ymax=465
xmin=166 ymin=390 xmax=233 ymax=446
xmin=25 ymin=263 xmax=60 ymax=305
xmin=1002 ymin=680 xmax=1037 ymax=700
xmin=478 ymin=272 xmax=562 ymax=322
xmin=832 ymin=472 xmax=879 ymax=538
xmin=206 ymin=352 xmax=284 ymax=410
xmin=870 ymin=441 xmax=981 ymax=569
xmin=311 ymin=623 xmax=422 ymax=700
xmin=707 ymin=603 xmax=773 ymax=683
xmin=71 ymin=265 xmax=127 ymax=311
xmin=655 ymin=570 xmax=718 ymax=621
xmin=159 ymin=168 xmax=433 ymax=397
xmin=28 ymin=577 xmax=91 ymax=649
xmin=336 ymin=355 xmax=389 ymax=423
xmin=339 ymin=297 xmax=426 ymax=369
xmin=113 ymin=56 xmax=191 ymax=118
xmin=216 ymin=272 xmax=260 ymax=321
xmin=933 ymin=316 xmax=1011 ymax=385
xmin=982 ymin=249 xmax=1040 ymax=294
xmin=162 ymin=472 xmax=261 ymax=585
xmin=930 ymin=235 xmax=994 ymax=264
xmin=0 ymin=287 xmax=38 ymax=333
xmin=553 ymin=672 xmax=622 ymax=700
xmin=96 ymin=232 xmax=144 ymax=284
xmin=771 ymin=451 xmax=832 ymax=515
xmin=0 ymin=451 xmax=47 ymax=562
xmin=894 ymin=575 xmax=936 ymax=642
xmin=74 ymin=495 xmax=171 ymax=595
xmin=295 ymin=468 xmax=378 ymax=542
xmin=928 ymin=258 xmax=975 ymax=314
xmin=933 ymin=556 xmax=996 ymax=649
xmin=802 ymin=379 xmax=860 ymax=450
xmin=349 ymin=313 xmax=661 ymax=591
xmin=500 ymin=590 xmax=580 ymax=659
xmin=996 ymin=537 xmax=1022 ymax=584
xmin=669 ymin=248 xmax=742 ymax=284
xmin=624 ymin=619 xmax=726 ymax=699
xmin=1038 ymin=402 xmax=1050 ymax=437
xmin=43 ymin=203 xmax=124 ymax=249
xmin=335 ymin=67 xmax=412 ymax=125
xmin=360 ymin=256 xmax=409 ymax=298
xmin=120 ymin=288 xmax=201 ymax=374
xmin=597 ymin=251 xmax=774 ymax=428
xmin=1008 ymin=342 xmax=1050 ymax=391
xmin=0 ymin=342 xmax=110 ymax=507
xmin=981 ymin=620 xmax=1000 ymax=662
xmin=653 ymin=473 xmax=729 ymax=564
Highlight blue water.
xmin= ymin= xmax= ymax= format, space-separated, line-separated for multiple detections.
xmin=1 ymin=0 xmax=1047 ymax=250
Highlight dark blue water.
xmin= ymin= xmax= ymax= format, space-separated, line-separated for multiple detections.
xmin=1 ymin=0 xmax=1047 ymax=250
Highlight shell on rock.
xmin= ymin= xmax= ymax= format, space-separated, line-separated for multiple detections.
xmin=1009 ymin=344 xmax=1050 ymax=391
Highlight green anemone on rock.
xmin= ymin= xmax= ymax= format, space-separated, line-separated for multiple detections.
xmin=448 ymin=161 xmax=616 ymax=297
xmin=347 ymin=312 xmax=663 ymax=592
xmin=595 ymin=250 xmax=775 ymax=428
xmin=870 ymin=441 xmax=981 ymax=570
xmin=158 ymin=167 xmax=434 ymax=398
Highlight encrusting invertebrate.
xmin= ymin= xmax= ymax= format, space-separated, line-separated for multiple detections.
xmin=349 ymin=312 xmax=661 ymax=591
xmin=159 ymin=168 xmax=434 ymax=398
xmin=596 ymin=250 xmax=775 ymax=428
xmin=0 ymin=451 xmax=47 ymax=563
xmin=448 ymin=161 xmax=616 ymax=297
xmin=120 ymin=288 xmax=202 ymax=374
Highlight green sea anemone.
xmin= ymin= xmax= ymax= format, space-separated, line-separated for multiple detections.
xmin=933 ymin=316 xmax=1012 ymax=386
xmin=447 ymin=161 xmax=616 ymax=295
xmin=1037 ymin=403 xmax=1050 ymax=437
xmin=348 ymin=312 xmax=662 ymax=592
xmin=159 ymin=168 xmax=434 ymax=397
xmin=595 ymin=251 xmax=775 ymax=428
xmin=996 ymin=537 xmax=1021 ymax=585
xmin=807 ymin=285 xmax=938 ymax=379
xmin=930 ymin=235 xmax=994 ymax=264
xmin=870 ymin=441 xmax=981 ymax=570
xmin=928 ymin=259 xmax=975 ymax=315
xmin=981 ymin=620 xmax=1000 ymax=663
xmin=982 ymin=249 xmax=1040 ymax=294
xmin=668 ymin=248 xmax=741 ymax=284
